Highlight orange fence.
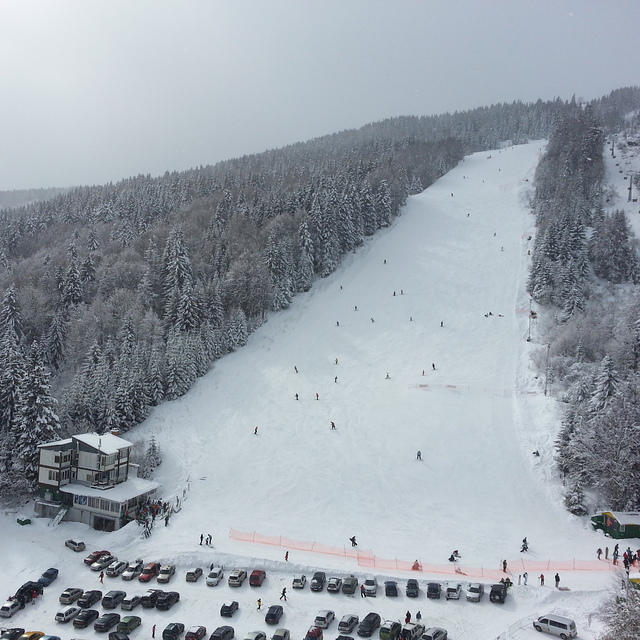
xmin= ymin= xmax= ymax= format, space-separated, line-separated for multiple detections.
xmin=229 ymin=529 xmax=617 ymax=578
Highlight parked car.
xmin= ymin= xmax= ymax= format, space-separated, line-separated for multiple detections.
xmin=303 ymin=628 xmax=323 ymax=640
xmin=94 ymin=613 xmax=121 ymax=632
xmin=0 ymin=629 xmax=25 ymax=640
xmin=140 ymin=589 xmax=163 ymax=608
xmin=489 ymin=583 xmax=507 ymax=604
xmin=109 ymin=632 xmax=130 ymax=640
xmin=162 ymin=623 xmax=185 ymax=640
xmin=206 ymin=567 xmax=224 ymax=586
xmin=228 ymin=570 xmax=247 ymax=587
xmin=155 ymin=591 xmax=180 ymax=610
xmin=0 ymin=600 xmax=21 ymax=619
xmin=65 ymin=539 xmax=86 ymax=552
xmin=59 ymin=588 xmax=83 ymax=604
xmin=220 ymin=601 xmax=239 ymax=618
xmin=55 ymin=605 xmax=81 ymax=623
xmin=15 ymin=581 xmax=43 ymax=600
xmin=363 ymin=578 xmax=378 ymax=597
xmin=421 ymin=629 xmax=447 ymax=640
xmin=336 ymin=636 xmax=353 ymax=640
xmin=138 ymin=563 xmax=161 ymax=583
xmin=465 ymin=583 xmax=484 ymax=602
xmin=107 ymin=561 xmax=128 ymax=578
xmin=384 ymin=581 xmax=398 ymax=597
xmin=73 ymin=608 xmax=100 ymax=628
xmin=102 ymin=591 xmax=127 ymax=609
xmin=326 ymin=577 xmax=342 ymax=593
xmin=77 ymin=589 xmax=102 ymax=608
xmin=400 ymin=624 xmax=424 ymax=640
xmin=185 ymin=626 xmax=207 ymax=640
xmin=292 ymin=575 xmax=306 ymax=589
xmin=122 ymin=560 xmax=144 ymax=581
xmin=444 ymin=582 xmax=461 ymax=600
xmin=121 ymin=595 xmax=142 ymax=611
xmin=341 ymin=576 xmax=358 ymax=595
xmin=209 ymin=627 xmax=234 ymax=640
xmin=185 ymin=568 xmax=203 ymax=582
xmin=92 ymin=555 xmax=117 ymax=571
xmin=357 ymin=613 xmax=381 ymax=638
xmin=337 ymin=615 xmax=359 ymax=634
xmin=405 ymin=579 xmax=420 ymax=598
xmin=310 ymin=572 xmax=326 ymax=592
xmin=313 ymin=611 xmax=334 ymax=630
xmin=17 ymin=633 xmax=44 ymax=640
xmin=379 ymin=621 xmax=401 ymax=640
xmin=84 ymin=550 xmax=110 ymax=566
xmin=265 ymin=605 xmax=283 ymax=625
xmin=39 ymin=568 xmax=59 ymax=586
xmin=117 ymin=616 xmax=142 ymax=634
xmin=243 ymin=633 xmax=265 ymax=640
xmin=249 ymin=570 xmax=266 ymax=587
xmin=271 ymin=629 xmax=289 ymax=640
xmin=426 ymin=582 xmax=441 ymax=599
xmin=157 ymin=565 xmax=176 ymax=584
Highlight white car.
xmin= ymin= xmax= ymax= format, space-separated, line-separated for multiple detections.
xmin=292 ymin=575 xmax=306 ymax=589
xmin=91 ymin=554 xmax=117 ymax=571
xmin=363 ymin=577 xmax=378 ymax=596
xmin=65 ymin=539 xmax=86 ymax=552
xmin=206 ymin=567 xmax=224 ymax=586
xmin=157 ymin=564 xmax=176 ymax=584
xmin=55 ymin=604 xmax=81 ymax=623
xmin=106 ymin=560 xmax=128 ymax=577
xmin=244 ymin=633 xmax=267 ymax=640
xmin=338 ymin=615 xmax=359 ymax=634
xmin=0 ymin=599 xmax=21 ymax=618
xmin=445 ymin=582 xmax=462 ymax=599
xmin=314 ymin=610 xmax=335 ymax=629
xmin=122 ymin=560 xmax=144 ymax=581
xmin=465 ymin=582 xmax=484 ymax=602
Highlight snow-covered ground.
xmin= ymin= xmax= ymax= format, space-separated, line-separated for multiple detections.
xmin=2 ymin=140 xmax=629 ymax=640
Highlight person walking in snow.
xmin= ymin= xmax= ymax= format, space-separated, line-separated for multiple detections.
xmin=405 ymin=612 xmax=411 ymax=624
xmin=523 ymin=572 xmax=528 ymax=585
xmin=152 ymin=625 xmax=156 ymax=638
xmin=502 ymin=560 xmax=508 ymax=572
xmin=254 ymin=426 xmax=258 ymax=435
xmin=257 ymin=599 xmax=262 ymax=610
xmin=295 ymin=393 xmax=298 ymax=400
xmin=285 ymin=551 xmax=289 ymax=562
xmin=294 ymin=365 xmax=298 ymax=373
xmin=539 ymin=573 xmax=544 ymax=586
xmin=360 ymin=584 xmax=366 ymax=598
xmin=280 ymin=588 xmax=287 ymax=601
xmin=597 ymin=547 xmax=602 ymax=560
xmin=416 ymin=451 xmax=422 ymax=460
xmin=350 ymin=536 xmax=357 ymax=547
xmin=415 ymin=611 xmax=421 ymax=623
xmin=432 ymin=363 xmax=436 ymax=370
xmin=554 ymin=573 xmax=560 ymax=588
xmin=99 ymin=571 xmax=104 ymax=583
xmin=315 ymin=393 xmax=319 ymax=400
xmin=200 ymin=533 xmax=204 ymax=545
xmin=334 ymin=376 xmax=338 ymax=383
xmin=605 ymin=546 xmax=609 ymax=560
xmin=331 ymin=421 xmax=336 ymax=429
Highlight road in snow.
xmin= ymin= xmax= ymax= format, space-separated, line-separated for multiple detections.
xmin=2 ymin=141 xmax=625 ymax=639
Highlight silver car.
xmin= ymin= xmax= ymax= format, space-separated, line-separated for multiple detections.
xmin=465 ymin=582 xmax=484 ymax=602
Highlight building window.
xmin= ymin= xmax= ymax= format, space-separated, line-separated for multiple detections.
xmin=54 ymin=455 xmax=60 ymax=463
xmin=48 ymin=470 xmax=59 ymax=481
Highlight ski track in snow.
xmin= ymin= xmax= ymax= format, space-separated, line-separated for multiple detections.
xmin=2 ymin=141 xmax=629 ymax=639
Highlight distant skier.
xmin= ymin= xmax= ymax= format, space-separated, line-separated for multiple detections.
xmin=350 ymin=536 xmax=357 ymax=547
xmin=315 ymin=393 xmax=319 ymax=400
xmin=294 ymin=365 xmax=298 ymax=373
xmin=331 ymin=422 xmax=336 ymax=430
xmin=521 ymin=538 xmax=528 ymax=552
xmin=335 ymin=358 xmax=339 ymax=364
xmin=254 ymin=426 xmax=258 ymax=435
xmin=539 ymin=573 xmax=544 ymax=586
xmin=280 ymin=588 xmax=287 ymax=601
xmin=432 ymin=363 xmax=436 ymax=370
xmin=523 ymin=572 xmax=528 ymax=585
xmin=285 ymin=551 xmax=289 ymax=561
xmin=440 ymin=321 xmax=443 ymax=327
xmin=385 ymin=373 xmax=390 ymax=379
xmin=416 ymin=451 xmax=422 ymax=460
xmin=334 ymin=376 xmax=338 ymax=383
xmin=597 ymin=548 xmax=602 ymax=560
xmin=295 ymin=393 xmax=299 ymax=400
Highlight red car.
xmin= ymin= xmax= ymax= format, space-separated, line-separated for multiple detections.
xmin=138 ymin=562 xmax=161 ymax=582
xmin=84 ymin=550 xmax=110 ymax=566
xmin=185 ymin=626 xmax=207 ymax=640
xmin=249 ymin=570 xmax=266 ymax=586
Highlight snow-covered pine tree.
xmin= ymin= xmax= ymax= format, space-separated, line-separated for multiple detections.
xmin=141 ymin=435 xmax=162 ymax=479
xmin=563 ymin=479 xmax=588 ymax=516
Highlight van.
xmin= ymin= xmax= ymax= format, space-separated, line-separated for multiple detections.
xmin=532 ymin=615 xmax=577 ymax=639
xmin=400 ymin=623 xmax=424 ymax=640
xmin=55 ymin=605 xmax=80 ymax=623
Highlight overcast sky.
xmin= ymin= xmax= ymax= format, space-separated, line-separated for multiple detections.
xmin=1 ymin=0 xmax=639 ymax=191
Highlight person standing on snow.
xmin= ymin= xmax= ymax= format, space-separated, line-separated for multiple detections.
xmin=416 ymin=451 xmax=422 ymax=460
xmin=350 ymin=536 xmax=357 ymax=547
xmin=554 ymin=573 xmax=560 ymax=588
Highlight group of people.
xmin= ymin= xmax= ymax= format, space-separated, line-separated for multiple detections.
xmin=598 ymin=543 xmax=640 ymax=570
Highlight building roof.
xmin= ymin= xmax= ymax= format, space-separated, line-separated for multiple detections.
xmin=609 ymin=511 xmax=640 ymax=526
xmin=60 ymin=475 xmax=159 ymax=503
xmin=38 ymin=432 xmax=133 ymax=455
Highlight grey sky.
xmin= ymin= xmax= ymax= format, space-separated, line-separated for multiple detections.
xmin=1 ymin=0 xmax=639 ymax=191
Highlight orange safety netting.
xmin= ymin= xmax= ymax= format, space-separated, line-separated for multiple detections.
xmin=230 ymin=529 xmax=618 ymax=577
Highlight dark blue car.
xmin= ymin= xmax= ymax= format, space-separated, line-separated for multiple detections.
xmin=38 ymin=567 xmax=59 ymax=587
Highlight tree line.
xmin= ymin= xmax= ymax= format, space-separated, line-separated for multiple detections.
xmin=1 ymin=88 xmax=639 ymax=496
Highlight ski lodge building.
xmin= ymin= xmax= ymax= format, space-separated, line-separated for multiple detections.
xmin=35 ymin=432 xmax=159 ymax=531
